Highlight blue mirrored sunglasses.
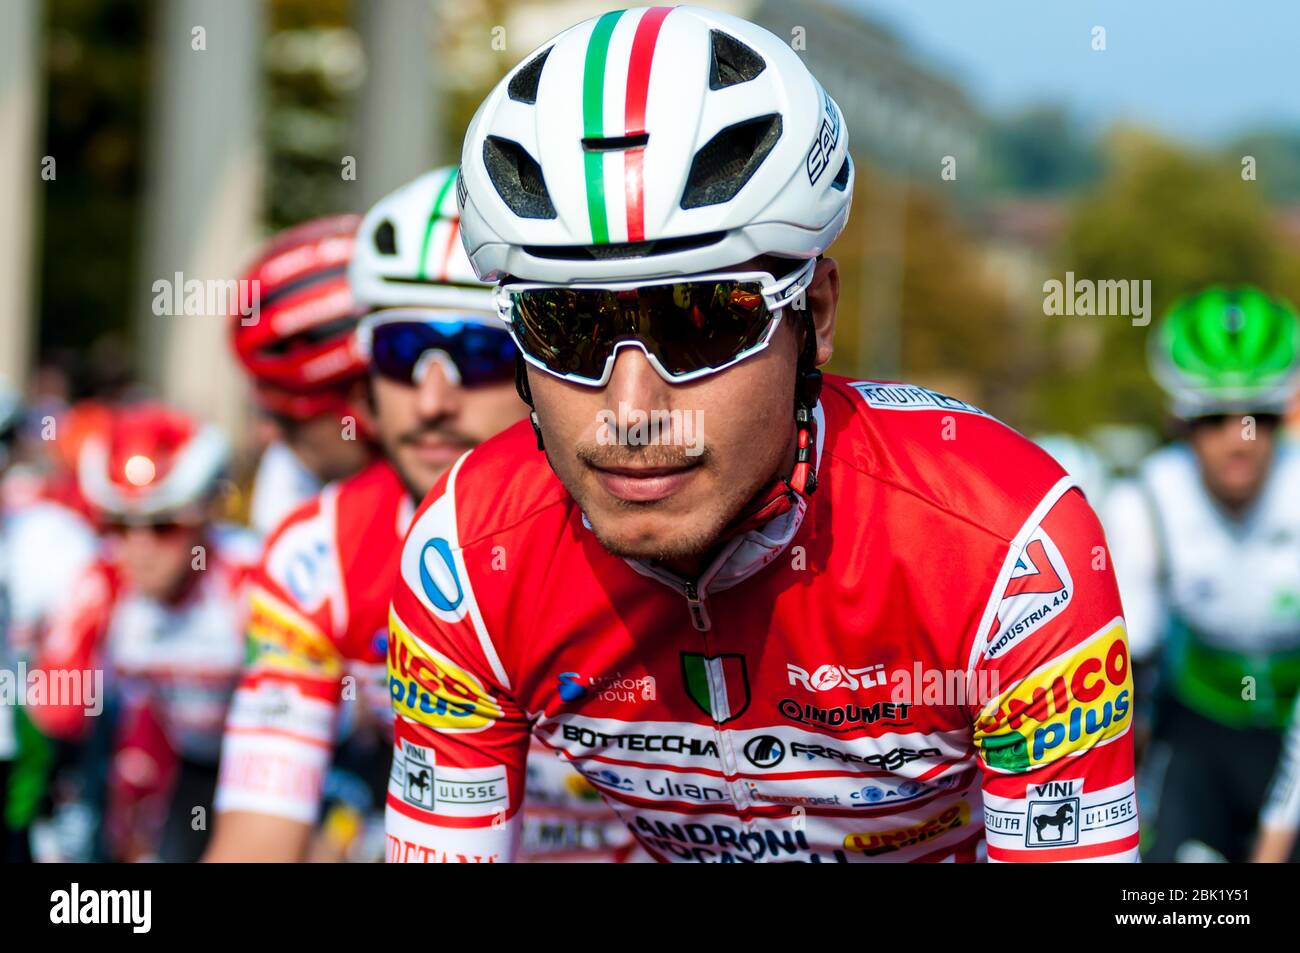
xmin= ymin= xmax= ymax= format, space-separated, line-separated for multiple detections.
xmin=360 ymin=313 xmax=517 ymax=388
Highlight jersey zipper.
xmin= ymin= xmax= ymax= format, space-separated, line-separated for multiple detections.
xmin=683 ymin=581 xmax=711 ymax=632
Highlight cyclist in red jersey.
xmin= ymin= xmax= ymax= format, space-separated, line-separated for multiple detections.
xmin=31 ymin=403 xmax=256 ymax=861
xmin=231 ymin=216 xmax=376 ymax=535
xmin=384 ymin=6 xmax=1138 ymax=864
xmin=205 ymin=168 xmax=626 ymax=861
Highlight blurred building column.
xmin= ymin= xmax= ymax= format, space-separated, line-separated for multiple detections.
xmin=0 ymin=0 xmax=43 ymax=391
xmin=351 ymin=0 xmax=443 ymax=210
xmin=135 ymin=0 xmax=262 ymax=436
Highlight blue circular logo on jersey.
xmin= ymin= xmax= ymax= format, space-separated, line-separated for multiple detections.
xmin=285 ymin=541 xmax=329 ymax=605
xmin=419 ymin=537 xmax=464 ymax=611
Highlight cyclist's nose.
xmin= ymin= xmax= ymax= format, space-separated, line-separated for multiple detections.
xmin=605 ymin=343 xmax=671 ymax=413
xmin=412 ymin=350 xmax=462 ymax=419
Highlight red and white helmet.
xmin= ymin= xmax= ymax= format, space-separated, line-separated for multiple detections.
xmin=78 ymin=404 xmax=229 ymax=520
xmin=230 ymin=215 xmax=367 ymax=419
xmin=456 ymin=5 xmax=853 ymax=283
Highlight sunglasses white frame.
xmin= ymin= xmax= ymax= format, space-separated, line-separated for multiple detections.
xmin=495 ymin=258 xmax=818 ymax=387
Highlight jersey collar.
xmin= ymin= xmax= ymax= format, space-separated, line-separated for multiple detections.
xmin=583 ymin=400 xmax=826 ymax=626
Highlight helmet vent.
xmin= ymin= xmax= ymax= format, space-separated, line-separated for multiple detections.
xmin=374 ymin=219 xmax=397 ymax=255
xmin=1224 ymin=301 xmax=1245 ymax=334
xmin=831 ymin=156 xmax=851 ymax=192
xmin=523 ymin=231 xmax=726 ymax=262
xmin=680 ymin=114 xmax=782 ymax=209
xmin=257 ymin=315 xmax=358 ymax=357
xmin=483 ymin=135 xmax=557 ymax=219
xmin=508 ymin=47 xmax=550 ymax=104
xmin=582 ymin=133 xmax=650 ymax=153
xmin=709 ymin=31 xmax=766 ymax=90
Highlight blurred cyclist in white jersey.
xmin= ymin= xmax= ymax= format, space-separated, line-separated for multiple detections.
xmin=1105 ymin=286 xmax=1300 ymax=862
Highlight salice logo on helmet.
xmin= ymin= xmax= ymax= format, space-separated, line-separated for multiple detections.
xmin=455 ymin=168 xmax=468 ymax=213
xmin=805 ymin=87 xmax=842 ymax=186
xmin=419 ymin=537 xmax=464 ymax=612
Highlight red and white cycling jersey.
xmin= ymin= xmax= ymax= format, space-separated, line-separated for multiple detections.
xmin=215 ymin=461 xmax=632 ymax=859
xmin=33 ymin=525 xmax=258 ymax=763
xmin=215 ymin=461 xmax=406 ymax=822
xmin=386 ymin=377 xmax=1139 ymax=863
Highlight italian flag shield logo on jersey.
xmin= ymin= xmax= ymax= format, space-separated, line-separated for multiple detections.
xmin=681 ymin=652 xmax=750 ymax=724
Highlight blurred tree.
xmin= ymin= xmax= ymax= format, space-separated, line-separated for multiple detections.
xmin=264 ymin=0 xmax=357 ymax=229
xmin=440 ymin=0 xmax=515 ymax=158
xmin=1227 ymin=130 xmax=1300 ymax=203
xmin=828 ymin=166 xmax=1023 ymax=420
xmin=897 ymin=185 xmax=1022 ymax=417
xmin=986 ymin=106 xmax=1100 ymax=195
xmin=1041 ymin=128 xmax=1282 ymax=433
xmin=37 ymin=0 xmax=149 ymax=395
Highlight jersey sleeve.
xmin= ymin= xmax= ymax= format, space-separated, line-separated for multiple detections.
xmin=969 ymin=485 xmax=1139 ymax=862
xmin=385 ymin=457 xmax=532 ymax=863
xmin=1100 ymin=478 xmax=1164 ymax=663
xmin=1260 ymin=691 xmax=1300 ymax=833
xmin=27 ymin=563 xmax=115 ymax=740
xmin=213 ymin=508 xmax=346 ymax=824
xmin=5 ymin=502 xmax=98 ymax=657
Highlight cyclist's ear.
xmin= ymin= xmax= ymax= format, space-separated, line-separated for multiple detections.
xmin=352 ymin=376 xmax=378 ymax=436
xmin=805 ymin=256 xmax=839 ymax=367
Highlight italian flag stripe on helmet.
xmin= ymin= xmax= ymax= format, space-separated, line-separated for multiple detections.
xmin=623 ymin=6 xmax=672 ymax=242
xmin=417 ymin=167 xmax=459 ymax=281
xmin=581 ymin=7 xmax=674 ymax=245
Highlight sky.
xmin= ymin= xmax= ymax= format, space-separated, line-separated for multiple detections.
xmin=844 ymin=0 xmax=1300 ymax=143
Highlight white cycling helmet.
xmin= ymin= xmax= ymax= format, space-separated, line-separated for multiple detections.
xmin=457 ymin=5 xmax=854 ymax=283
xmin=350 ymin=166 xmax=496 ymax=313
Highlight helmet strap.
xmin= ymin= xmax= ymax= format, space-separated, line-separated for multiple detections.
xmin=515 ymin=354 xmax=545 ymax=451
xmin=716 ymin=311 xmax=823 ymax=540
xmin=790 ymin=308 xmax=822 ymax=496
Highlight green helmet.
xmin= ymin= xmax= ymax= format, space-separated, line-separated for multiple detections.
xmin=1150 ymin=286 xmax=1300 ymax=418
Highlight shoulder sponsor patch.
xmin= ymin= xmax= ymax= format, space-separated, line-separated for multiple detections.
xmin=984 ymin=528 xmax=1073 ymax=660
xmin=245 ymin=587 xmax=342 ymax=678
xmin=974 ymin=618 xmax=1132 ymax=773
xmin=388 ymin=610 xmax=502 ymax=732
xmin=849 ymin=381 xmax=991 ymax=417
